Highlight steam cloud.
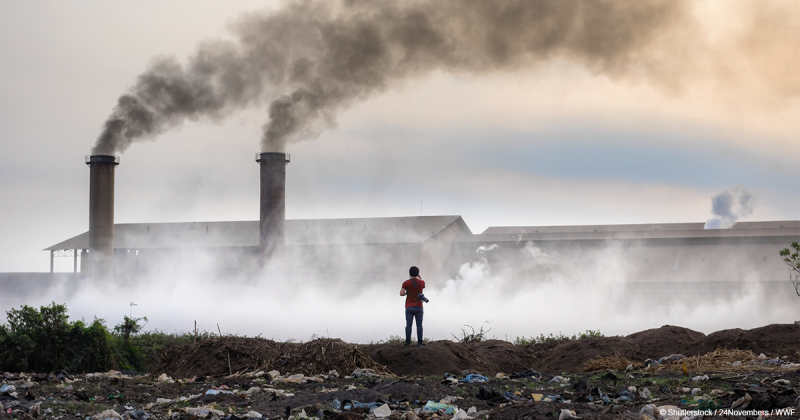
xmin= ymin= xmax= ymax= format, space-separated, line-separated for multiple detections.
xmin=704 ymin=186 xmax=755 ymax=229
xmin=92 ymin=0 xmax=696 ymax=155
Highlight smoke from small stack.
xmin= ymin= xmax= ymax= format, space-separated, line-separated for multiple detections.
xmin=704 ymin=186 xmax=755 ymax=229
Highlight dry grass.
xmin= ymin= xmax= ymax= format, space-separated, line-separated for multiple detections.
xmin=276 ymin=338 xmax=393 ymax=376
xmin=658 ymin=348 xmax=782 ymax=373
xmin=582 ymin=353 xmax=643 ymax=372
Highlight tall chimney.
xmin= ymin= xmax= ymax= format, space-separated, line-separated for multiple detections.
xmin=256 ymin=152 xmax=290 ymax=260
xmin=85 ymin=155 xmax=119 ymax=279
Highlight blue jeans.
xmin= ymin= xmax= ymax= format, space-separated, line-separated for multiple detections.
xmin=405 ymin=306 xmax=423 ymax=344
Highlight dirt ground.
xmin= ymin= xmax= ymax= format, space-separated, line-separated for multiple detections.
xmin=1 ymin=323 xmax=798 ymax=420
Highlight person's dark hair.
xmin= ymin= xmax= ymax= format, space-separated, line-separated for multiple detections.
xmin=409 ymin=266 xmax=419 ymax=277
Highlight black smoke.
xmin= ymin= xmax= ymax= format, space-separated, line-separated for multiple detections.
xmin=92 ymin=0 xmax=690 ymax=155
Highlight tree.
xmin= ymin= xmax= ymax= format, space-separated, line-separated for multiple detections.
xmin=779 ymin=241 xmax=800 ymax=297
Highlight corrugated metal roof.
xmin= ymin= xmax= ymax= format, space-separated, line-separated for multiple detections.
xmin=44 ymin=215 xmax=469 ymax=250
xmin=472 ymin=220 xmax=800 ymax=243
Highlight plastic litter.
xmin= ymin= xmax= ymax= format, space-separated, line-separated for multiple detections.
xmin=730 ymin=393 xmax=752 ymax=410
xmin=549 ymin=376 xmax=569 ymax=385
xmin=183 ymin=405 xmax=224 ymax=418
xmin=245 ymin=411 xmax=263 ymax=418
xmin=510 ymin=369 xmax=540 ymax=379
xmin=476 ymin=386 xmax=500 ymax=400
xmin=453 ymin=409 xmax=469 ymax=420
xmin=558 ymin=409 xmax=581 ymax=420
xmin=616 ymin=390 xmax=634 ymax=402
xmin=460 ymin=374 xmax=488 ymax=383
xmin=422 ymin=401 xmax=456 ymax=415
xmin=691 ymin=375 xmax=709 ymax=382
xmin=0 ymin=385 xmax=15 ymax=394
xmin=530 ymin=393 xmax=543 ymax=401
xmin=157 ymin=374 xmax=172 ymax=383
xmin=690 ymin=388 xmax=701 ymax=396
xmin=93 ymin=409 xmax=122 ymax=419
xmin=373 ymin=404 xmax=392 ymax=418
xmin=352 ymin=369 xmax=379 ymax=377
xmin=205 ymin=389 xmax=220 ymax=395
xmin=639 ymin=404 xmax=657 ymax=420
xmin=639 ymin=387 xmax=651 ymax=399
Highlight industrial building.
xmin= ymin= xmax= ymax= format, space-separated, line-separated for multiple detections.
xmin=30 ymin=152 xmax=800 ymax=285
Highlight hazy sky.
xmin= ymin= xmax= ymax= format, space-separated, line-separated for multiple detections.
xmin=0 ymin=0 xmax=798 ymax=273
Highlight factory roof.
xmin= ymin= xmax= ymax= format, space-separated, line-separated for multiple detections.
xmin=44 ymin=215 xmax=472 ymax=250
xmin=471 ymin=220 xmax=800 ymax=244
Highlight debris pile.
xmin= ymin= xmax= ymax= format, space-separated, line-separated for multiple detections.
xmin=158 ymin=336 xmax=280 ymax=378
xmin=275 ymin=338 xmax=392 ymax=377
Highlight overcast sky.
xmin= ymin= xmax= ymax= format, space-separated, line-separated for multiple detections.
xmin=0 ymin=0 xmax=798 ymax=273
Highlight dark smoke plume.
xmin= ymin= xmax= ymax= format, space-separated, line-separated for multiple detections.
xmin=93 ymin=0 xmax=692 ymax=155
xmin=704 ymin=186 xmax=756 ymax=229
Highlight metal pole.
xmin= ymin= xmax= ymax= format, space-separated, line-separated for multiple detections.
xmin=50 ymin=250 xmax=54 ymax=273
xmin=73 ymin=249 xmax=78 ymax=273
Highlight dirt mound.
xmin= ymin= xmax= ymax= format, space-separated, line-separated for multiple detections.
xmin=686 ymin=324 xmax=800 ymax=358
xmin=362 ymin=341 xmax=513 ymax=376
xmin=470 ymin=340 xmax=538 ymax=374
xmin=276 ymin=338 xmax=391 ymax=376
xmin=158 ymin=336 xmax=280 ymax=378
xmin=627 ymin=325 xmax=706 ymax=359
xmin=530 ymin=337 xmax=641 ymax=374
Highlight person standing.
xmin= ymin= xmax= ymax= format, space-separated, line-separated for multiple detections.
xmin=399 ymin=266 xmax=426 ymax=347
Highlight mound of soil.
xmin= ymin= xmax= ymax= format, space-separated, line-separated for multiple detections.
xmin=362 ymin=341 xmax=507 ymax=376
xmin=158 ymin=336 xmax=279 ymax=378
xmin=529 ymin=337 xmax=642 ymax=374
xmin=627 ymin=325 xmax=706 ymax=359
xmin=686 ymin=323 xmax=800 ymax=358
xmin=159 ymin=324 xmax=798 ymax=379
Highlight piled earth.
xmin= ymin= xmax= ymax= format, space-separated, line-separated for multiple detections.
xmin=0 ymin=323 xmax=798 ymax=420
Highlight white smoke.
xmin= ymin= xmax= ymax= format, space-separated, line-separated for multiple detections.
xmin=704 ymin=186 xmax=755 ymax=229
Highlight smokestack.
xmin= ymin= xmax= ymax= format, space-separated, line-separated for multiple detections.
xmin=256 ymin=152 xmax=290 ymax=260
xmin=85 ymin=155 xmax=119 ymax=279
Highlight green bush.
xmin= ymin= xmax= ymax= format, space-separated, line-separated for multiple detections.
xmin=0 ymin=303 xmax=202 ymax=373
xmin=513 ymin=329 xmax=605 ymax=345
xmin=0 ymin=302 xmax=110 ymax=372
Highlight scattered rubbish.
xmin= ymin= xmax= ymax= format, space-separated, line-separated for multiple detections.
xmin=731 ymin=392 xmax=752 ymax=410
xmin=639 ymin=387 xmax=651 ymax=399
xmin=441 ymin=378 xmax=458 ymax=386
xmin=267 ymin=370 xmax=280 ymax=379
xmin=273 ymin=374 xmax=306 ymax=384
xmin=510 ymin=369 xmax=540 ymax=379
xmin=691 ymin=375 xmax=709 ymax=382
xmin=184 ymin=405 xmax=225 ymax=418
xmin=0 ymin=385 xmax=15 ymax=394
xmin=640 ymin=404 xmax=657 ymax=419
xmin=617 ymin=390 xmax=634 ymax=402
xmin=439 ymin=396 xmax=462 ymax=404
xmin=460 ymin=374 xmax=488 ymax=383
xmin=690 ymin=388 xmax=702 ymax=396
xmin=477 ymin=386 xmax=500 ymax=400
xmin=205 ymin=389 xmax=220 ymax=395
xmin=627 ymin=386 xmax=637 ymax=393
xmin=452 ymin=409 xmax=469 ymax=420
xmin=156 ymin=398 xmax=173 ymax=404
xmin=758 ymin=353 xmax=767 ymax=359
xmin=558 ymin=409 xmax=581 ymax=420
xmin=245 ymin=411 xmax=263 ymax=418
xmin=157 ymin=374 xmax=173 ymax=383
xmin=352 ymin=369 xmax=379 ymax=377
xmin=373 ymin=404 xmax=392 ymax=418
xmin=531 ymin=393 xmax=543 ymax=401
xmin=93 ymin=409 xmax=122 ymax=419
xmin=422 ymin=401 xmax=456 ymax=415
xmin=549 ymin=376 xmax=569 ymax=385
xmin=494 ymin=373 xmax=507 ymax=379
xmin=772 ymin=379 xmax=791 ymax=386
